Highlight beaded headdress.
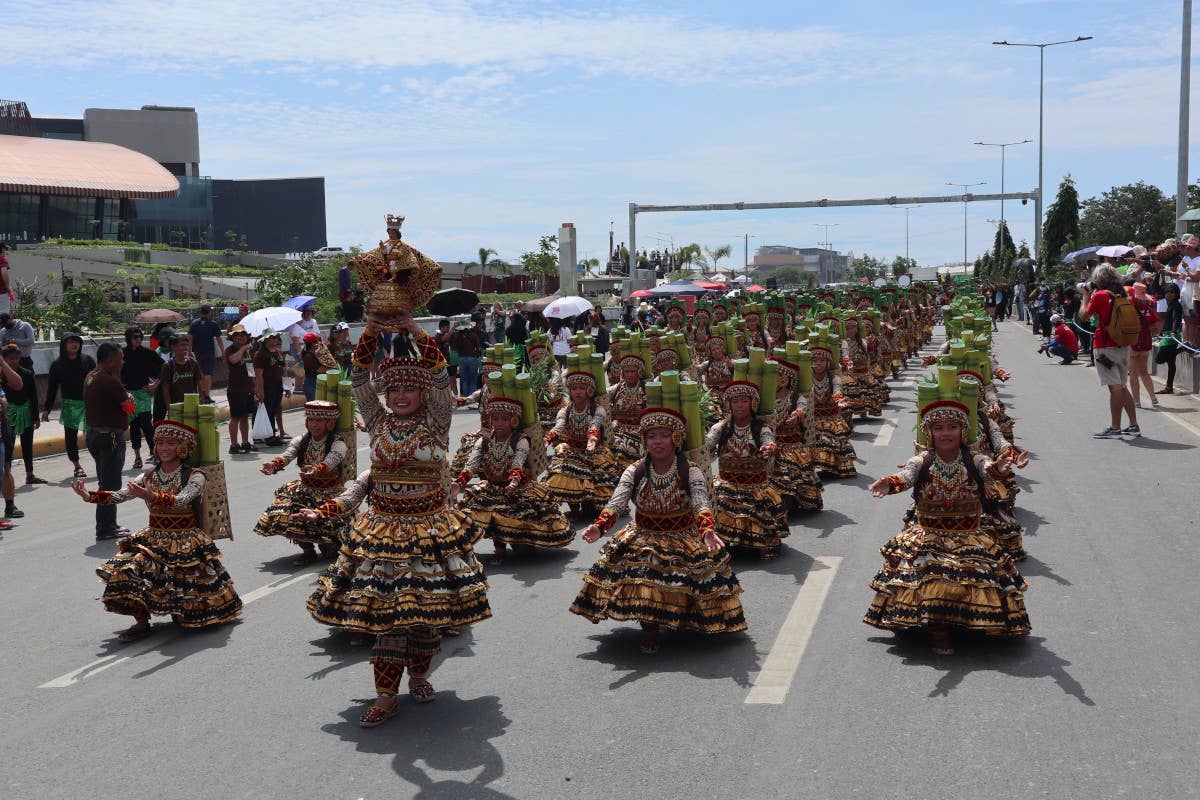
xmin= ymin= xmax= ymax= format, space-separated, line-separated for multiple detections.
xmin=619 ymin=353 xmax=646 ymax=372
xmin=639 ymin=406 xmax=686 ymax=446
xmin=304 ymin=400 xmax=340 ymax=421
xmin=563 ymin=370 xmax=597 ymax=395
xmin=377 ymin=357 xmax=434 ymax=392
xmin=723 ymin=380 xmax=761 ymax=404
xmin=153 ymin=420 xmax=197 ymax=451
xmin=485 ymin=395 xmax=523 ymax=420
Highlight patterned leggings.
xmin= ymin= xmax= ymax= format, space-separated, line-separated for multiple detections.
xmin=370 ymin=626 xmax=441 ymax=695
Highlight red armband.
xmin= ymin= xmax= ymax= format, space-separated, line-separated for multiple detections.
xmin=885 ymin=475 xmax=907 ymax=494
xmin=587 ymin=428 xmax=601 ymax=442
xmin=453 ymin=470 xmax=472 ymax=490
xmin=268 ymin=457 xmax=286 ymax=472
xmin=310 ymin=462 xmax=328 ymax=474
xmin=507 ymin=467 xmax=525 ymax=485
xmin=544 ymin=430 xmax=558 ymax=444
xmin=88 ymin=490 xmax=114 ymax=505
xmin=832 ymin=392 xmax=846 ymax=403
xmin=696 ymin=509 xmax=716 ymax=537
xmin=352 ymin=328 xmax=379 ymax=368
xmin=315 ymin=499 xmax=341 ymax=518
xmin=594 ymin=509 xmax=618 ymax=533
xmin=455 ymin=397 xmax=469 ymax=407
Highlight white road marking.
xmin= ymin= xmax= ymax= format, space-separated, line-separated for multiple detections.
xmin=39 ymin=567 xmax=322 ymax=688
xmin=745 ymin=556 xmax=842 ymax=705
xmin=1157 ymin=405 xmax=1200 ymax=440
xmin=871 ymin=417 xmax=898 ymax=447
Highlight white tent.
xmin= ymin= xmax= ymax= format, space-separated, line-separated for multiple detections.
xmin=731 ymin=274 xmax=752 ymax=284
xmin=710 ymin=273 xmax=731 ymax=283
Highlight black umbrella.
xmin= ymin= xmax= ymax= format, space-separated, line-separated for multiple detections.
xmin=426 ymin=287 xmax=478 ymax=317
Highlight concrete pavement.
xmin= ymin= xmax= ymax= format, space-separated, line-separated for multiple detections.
xmin=1 ymin=321 xmax=1197 ymax=800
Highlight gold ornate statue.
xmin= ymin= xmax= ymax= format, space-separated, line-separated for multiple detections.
xmin=349 ymin=214 xmax=442 ymax=328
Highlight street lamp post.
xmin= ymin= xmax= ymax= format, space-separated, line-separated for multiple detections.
xmin=946 ymin=182 xmax=986 ymax=272
xmin=894 ymin=205 xmax=920 ymax=263
xmin=814 ymin=223 xmax=839 ymax=284
xmin=993 ymin=36 xmax=1092 ymax=267
xmin=974 ymin=139 xmax=1030 ymax=269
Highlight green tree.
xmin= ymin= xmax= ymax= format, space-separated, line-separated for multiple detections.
xmin=464 ymin=247 xmax=510 ymax=286
xmin=676 ymin=243 xmax=705 ymax=272
xmin=846 ymin=254 xmax=885 ymax=282
xmin=703 ymin=244 xmax=733 ymax=272
xmin=890 ymin=256 xmax=917 ymax=277
xmin=1078 ymin=181 xmax=1175 ymax=246
xmin=255 ymin=254 xmax=343 ymax=322
xmin=519 ymin=235 xmax=558 ymax=293
xmin=1041 ymin=174 xmax=1080 ymax=267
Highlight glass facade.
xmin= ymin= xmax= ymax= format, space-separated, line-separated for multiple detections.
xmin=0 ymin=193 xmax=124 ymax=242
xmin=0 ymin=193 xmax=40 ymax=242
xmin=129 ymin=175 xmax=213 ymax=247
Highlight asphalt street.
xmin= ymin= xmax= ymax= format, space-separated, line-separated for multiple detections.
xmin=2 ymin=321 xmax=1197 ymax=800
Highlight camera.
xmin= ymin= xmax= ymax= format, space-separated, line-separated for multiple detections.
xmin=1096 ymin=353 xmax=1115 ymax=369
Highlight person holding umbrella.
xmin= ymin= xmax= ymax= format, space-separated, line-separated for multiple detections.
xmin=254 ymin=329 xmax=289 ymax=446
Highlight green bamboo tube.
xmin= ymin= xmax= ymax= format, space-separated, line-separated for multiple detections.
xmin=747 ymin=346 xmax=765 ymax=376
xmin=785 ymin=340 xmax=801 ymax=360
xmin=197 ymin=404 xmax=218 ymax=464
xmin=183 ymin=393 xmax=200 ymax=431
xmin=576 ymin=344 xmax=592 ymax=363
xmin=758 ymin=360 xmax=778 ymax=415
xmin=937 ymin=365 xmax=958 ymax=400
xmin=640 ymin=341 xmax=654 ymax=378
xmin=660 ymin=370 xmax=680 ymax=395
xmin=316 ymin=373 xmax=329 ymax=402
xmin=501 ymin=363 xmax=518 ymax=394
xmin=958 ymin=376 xmax=979 ymax=442
xmin=168 ymin=402 xmax=183 ymax=422
xmin=675 ymin=334 xmax=692 ymax=368
xmin=795 ymin=350 xmax=813 ymax=393
xmin=645 ymin=380 xmax=663 ymax=407
xmin=680 ymin=380 xmax=704 ymax=450
xmin=915 ymin=379 xmax=940 ymax=447
xmin=732 ymin=358 xmax=749 ymax=382
xmin=208 ymin=427 xmax=220 ymax=465
xmin=516 ymin=374 xmax=538 ymax=428
xmin=338 ymin=381 xmax=354 ymax=430
xmin=565 ymin=352 xmax=579 ymax=370
xmin=949 ymin=341 xmax=966 ymax=360
xmin=590 ymin=353 xmax=606 ymax=391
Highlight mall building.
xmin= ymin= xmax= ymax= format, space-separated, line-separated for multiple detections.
xmin=0 ymin=100 xmax=327 ymax=252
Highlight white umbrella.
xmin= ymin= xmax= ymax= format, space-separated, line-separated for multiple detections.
xmin=1096 ymin=245 xmax=1133 ymax=258
xmin=241 ymin=306 xmax=302 ymax=337
xmin=731 ymin=274 xmax=752 ymax=283
xmin=544 ymin=296 xmax=593 ymax=319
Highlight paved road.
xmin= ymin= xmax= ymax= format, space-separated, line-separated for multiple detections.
xmin=2 ymin=322 xmax=1197 ymax=799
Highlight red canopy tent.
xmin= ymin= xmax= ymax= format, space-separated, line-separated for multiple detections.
xmin=629 ymin=289 xmax=653 ymax=298
xmin=693 ymin=280 xmax=725 ymax=290
xmin=746 ymin=284 xmax=766 ymax=292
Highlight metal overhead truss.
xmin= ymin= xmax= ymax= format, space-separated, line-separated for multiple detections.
xmin=625 ymin=189 xmax=1039 ymax=287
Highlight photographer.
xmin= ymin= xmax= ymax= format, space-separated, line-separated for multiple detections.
xmin=1080 ymin=263 xmax=1140 ymax=439
xmin=1157 ymin=284 xmax=1185 ymax=394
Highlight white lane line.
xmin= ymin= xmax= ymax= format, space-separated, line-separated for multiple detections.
xmin=39 ymin=567 xmax=322 ymax=688
xmin=871 ymin=417 xmax=898 ymax=447
xmin=1157 ymin=406 xmax=1200 ymax=441
xmin=745 ymin=556 xmax=842 ymax=705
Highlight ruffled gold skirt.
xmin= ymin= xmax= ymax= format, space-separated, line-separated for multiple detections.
xmin=712 ymin=477 xmax=790 ymax=555
xmin=461 ymin=481 xmax=575 ymax=548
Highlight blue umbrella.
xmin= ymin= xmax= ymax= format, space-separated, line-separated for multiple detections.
xmin=284 ymin=295 xmax=317 ymax=310
xmin=1062 ymin=245 xmax=1102 ymax=265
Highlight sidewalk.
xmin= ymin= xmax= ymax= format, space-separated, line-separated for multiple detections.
xmin=16 ymin=389 xmax=310 ymax=461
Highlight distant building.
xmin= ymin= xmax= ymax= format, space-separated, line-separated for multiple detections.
xmin=0 ymin=100 xmax=326 ymax=251
xmin=752 ymin=245 xmax=847 ymax=283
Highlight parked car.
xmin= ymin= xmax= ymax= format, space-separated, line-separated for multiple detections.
xmin=311 ymin=246 xmax=344 ymax=259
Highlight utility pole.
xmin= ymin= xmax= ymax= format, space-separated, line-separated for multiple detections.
xmin=994 ymin=36 xmax=1092 ymax=266
xmin=975 ymin=140 xmax=1030 ymax=271
xmin=1179 ymin=0 xmax=1193 ymax=235
xmin=814 ymin=223 xmax=839 ymax=284
xmin=895 ymin=205 xmax=920 ymax=263
xmin=946 ymin=181 xmax=987 ymax=272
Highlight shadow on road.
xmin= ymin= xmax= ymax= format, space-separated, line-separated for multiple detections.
xmin=483 ymin=545 xmax=579 ymax=588
xmin=1013 ymin=506 xmax=1047 ymax=538
xmin=1125 ymin=437 xmax=1195 ymax=451
xmin=576 ymin=627 xmax=759 ymax=692
xmin=867 ymin=633 xmax=1094 ymax=706
xmin=789 ymin=508 xmax=856 ymax=539
xmin=320 ymin=691 xmax=515 ymax=800
xmin=126 ymin=618 xmax=240 ymax=679
xmin=1018 ymin=553 xmax=1071 ymax=586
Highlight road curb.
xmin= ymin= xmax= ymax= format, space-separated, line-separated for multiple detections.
xmin=16 ymin=394 xmax=310 ymax=461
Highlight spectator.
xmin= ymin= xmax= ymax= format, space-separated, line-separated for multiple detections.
xmin=83 ymin=342 xmax=132 ymax=540
xmin=287 ymin=303 xmax=319 ymax=357
xmin=1157 ymin=284 xmax=1184 ymax=394
xmin=549 ymin=317 xmax=571 ymax=365
xmin=253 ymin=330 xmax=289 ymax=446
xmin=1169 ymin=235 xmax=1200 ymax=346
xmin=341 ymin=289 xmax=365 ymax=323
xmin=1080 ymin=264 xmax=1140 ymax=439
xmin=0 ymin=313 xmax=35 ymax=370
xmin=491 ymin=302 xmax=506 ymax=345
xmin=0 ymin=386 xmax=11 ymax=530
xmin=338 ymin=262 xmax=352 ymax=302
xmin=453 ymin=316 xmax=484 ymax=396
xmin=159 ymin=331 xmax=203 ymax=405
xmin=586 ymin=310 xmax=610 ymax=354
xmin=506 ymin=306 xmax=529 ymax=367
xmin=1032 ymin=286 xmax=1052 ymax=337
xmin=1127 ymin=282 xmax=1161 ymax=409
xmin=328 ymin=321 xmax=353 ymax=370
xmin=1 ymin=344 xmax=41 ymax=515
xmin=237 ymin=303 xmax=250 ymax=323
xmin=121 ymin=327 xmax=160 ymax=470
xmin=187 ymin=304 xmax=224 ymax=404
xmin=0 ymin=243 xmax=10 ymax=315
xmin=1013 ymin=281 xmax=1026 ymax=323
xmin=300 ymin=332 xmax=323 ymax=401
xmin=42 ymin=332 xmax=94 ymax=478
xmin=225 ymin=324 xmax=258 ymax=453
xmin=1038 ymin=314 xmax=1079 ymax=364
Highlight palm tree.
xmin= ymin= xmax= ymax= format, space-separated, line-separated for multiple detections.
xmin=703 ymin=244 xmax=732 ymax=274
xmin=464 ymin=247 xmax=512 ymax=290
xmin=676 ymin=243 xmax=705 ymax=273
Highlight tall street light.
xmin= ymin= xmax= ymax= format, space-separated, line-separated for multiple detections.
xmin=975 ymin=139 xmax=1030 ymax=269
xmin=894 ymin=205 xmax=921 ymax=263
xmin=946 ymin=181 xmax=987 ymax=272
xmin=814 ymin=223 xmax=839 ymax=284
xmin=993 ymin=35 xmax=1092 ymax=267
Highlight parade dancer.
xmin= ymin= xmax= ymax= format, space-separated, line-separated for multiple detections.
xmin=543 ymin=370 xmax=617 ymax=516
xmin=254 ymin=400 xmax=350 ymax=565
xmin=707 ymin=381 xmax=789 ymax=559
xmin=571 ymin=407 xmax=746 ymax=654
xmin=864 ymin=400 xmax=1029 ymax=655
xmin=697 ymin=335 xmax=735 ymax=420
xmin=302 ymin=310 xmax=489 ymax=728
xmin=74 ymin=420 xmax=242 ymax=642
xmin=768 ymin=356 xmax=823 ymax=514
xmin=607 ymin=353 xmax=648 ymax=471
xmin=807 ymin=344 xmax=857 ymax=478
xmin=451 ymin=395 xmax=573 ymax=565
xmin=528 ymin=340 xmax=564 ymax=428
xmin=449 ymin=358 xmax=500 ymax=475
xmin=839 ymin=317 xmax=883 ymax=418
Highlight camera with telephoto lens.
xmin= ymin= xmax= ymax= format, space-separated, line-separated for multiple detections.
xmin=1096 ymin=352 xmax=1115 ymax=369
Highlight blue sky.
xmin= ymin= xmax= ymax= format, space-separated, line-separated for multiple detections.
xmin=7 ymin=0 xmax=1196 ymax=268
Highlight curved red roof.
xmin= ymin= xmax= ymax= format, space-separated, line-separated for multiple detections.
xmin=0 ymin=135 xmax=180 ymax=199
